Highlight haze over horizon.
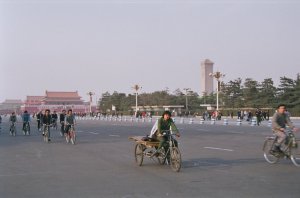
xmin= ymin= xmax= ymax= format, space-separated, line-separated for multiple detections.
xmin=1 ymin=0 xmax=299 ymax=103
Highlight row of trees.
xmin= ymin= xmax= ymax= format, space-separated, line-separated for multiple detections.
xmin=219 ymin=74 xmax=300 ymax=115
xmin=98 ymin=74 xmax=300 ymax=116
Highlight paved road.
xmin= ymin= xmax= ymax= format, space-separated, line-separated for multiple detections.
xmin=0 ymin=118 xmax=299 ymax=198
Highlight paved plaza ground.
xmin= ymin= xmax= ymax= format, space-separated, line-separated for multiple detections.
xmin=0 ymin=117 xmax=300 ymax=198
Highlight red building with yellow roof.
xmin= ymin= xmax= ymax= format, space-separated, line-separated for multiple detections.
xmin=21 ymin=91 xmax=92 ymax=113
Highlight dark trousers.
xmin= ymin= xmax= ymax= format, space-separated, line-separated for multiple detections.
xmin=61 ymin=123 xmax=65 ymax=134
xmin=23 ymin=122 xmax=30 ymax=131
xmin=37 ymin=120 xmax=41 ymax=129
xmin=156 ymin=135 xmax=178 ymax=150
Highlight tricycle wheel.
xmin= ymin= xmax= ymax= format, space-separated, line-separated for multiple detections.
xmin=157 ymin=147 xmax=166 ymax=165
xmin=135 ymin=144 xmax=144 ymax=166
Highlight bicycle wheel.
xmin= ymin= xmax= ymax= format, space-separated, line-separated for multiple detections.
xmin=66 ymin=133 xmax=70 ymax=143
xmin=134 ymin=144 xmax=144 ymax=166
xmin=157 ymin=147 xmax=166 ymax=165
xmin=263 ymin=139 xmax=280 ymax=164
xmin=70 ymin=131 xmax=76 ymax=145
xmin=290 ymin=140 xmax=300 ymax=167
xmin=44 ymin=127 xmax=49 ymax=143
xmin=27 ymin=124 xmax=30 ymax=135
xmin=25 ymin=124 xmax=30 ymax=135
xmin=60 ymin=128 xmax=64 ymax=137
xmin=170 ymin=147 xmax=181 ymax=172
xmin=12 ymin=126 xmax=16 ymax=136
xmin=44 ymin=132 xmax=48 ymax=142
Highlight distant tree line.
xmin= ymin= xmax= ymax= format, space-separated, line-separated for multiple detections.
xmin=219 ymin=74 xmax=300 ymax=116
xmin=98 ymin=74 xmax=300 ymax=116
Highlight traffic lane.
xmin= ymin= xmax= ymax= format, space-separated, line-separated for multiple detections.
xmin=178 ymin=125 xmax=300 ymax=197
xmin=0 ymin=135 xmax=196 ymax=197
xmin=1 ymin=121 xmax=300 ymax=198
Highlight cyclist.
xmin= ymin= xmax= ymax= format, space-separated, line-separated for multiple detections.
xmin=36 ymin=111 xmax=43 ymax=131
xmin=64 ymin=109 xmax=76 ymax=136
xmin=51 ymin=111 xmax=58 ymax=128
xmin=150 ymin=111 xmax=180 ymax=155
xmin=9 ymin=112 xmax=17 ymax=132
xmin=22 ymin=110 xmax=31 ymax=133
xmin=59 ymin=109 xmax=66 ymax=136
xmin=42 ymin=109 xmax=52 ymax=141
xmin=271 ymin=104 xmax=298 ymax=153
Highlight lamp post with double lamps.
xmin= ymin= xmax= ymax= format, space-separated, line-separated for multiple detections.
xmin=183 ymin=88 xmax=191 ymax=114
xmin=132 ymin=84 xmax=142 ymax=117
xmin=209 ymin=71 xmax=225 ymax=111
xmin=87 ymin=91 xmax=95 ymax=115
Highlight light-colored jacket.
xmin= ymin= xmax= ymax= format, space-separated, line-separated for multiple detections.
xmin=149 ymin=120 xmax=158 ymax=138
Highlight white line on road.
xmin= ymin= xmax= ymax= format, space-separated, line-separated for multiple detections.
xmin=204 ymin=147 xmax=234 ymax=152
xmin=0 ymin=172 xmax=50 ymax=177
xmin=89 ymin=132 xmax=99 ymax=135
xmin=228 ymin=131 xmax=245 ymax=134
xmin=75 ymin=131 xmax=99 ymax=135
xmin=196 ymin=129 xmax=210 ymax=132
xmin=109 ymin=135 xmax=120 ymax=137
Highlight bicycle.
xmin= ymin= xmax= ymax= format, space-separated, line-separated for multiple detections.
xmin=43 ymin=124 xmax=51 ymax=143
xmin=23 ymin=122 xmax=30 ymax=135
xmin=65 ymin=124 xmax=76 ymax=145
xmin=130 ymin=130 xmax=182 ymax=172
xmin=51 ymin=119 xmax=57 ymax=130
xmin=263 ymin=128 xmax=300 ymax=167
xmin=60 ymin=121 xmax=65 ymax=137
xmin=10 ymin=122 xmax=16 ymax=136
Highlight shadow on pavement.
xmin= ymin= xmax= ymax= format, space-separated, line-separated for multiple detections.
xmin=182 ymin=157 xmax=265 ymax=169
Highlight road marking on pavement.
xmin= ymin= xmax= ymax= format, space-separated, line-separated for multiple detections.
xmin=89 ymin=132 xmax=99 ymax=135
xmin=228 ymin=131 xmax=244 ymax=134
xmin=196 ymin=129 xmax=210 ymax=132
xmin=74 ymin=131 xmax=99 ymax=135
xmin=0 ymin=172 xmax=49 ymax=177
xmin=204 ymin=147 xmax=234 ymax=152
xmin=109 ymin=135 xmax=120 ymax=137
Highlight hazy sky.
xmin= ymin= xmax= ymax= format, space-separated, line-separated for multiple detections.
xmin=1 ymin=0 xmax=299 ymax=103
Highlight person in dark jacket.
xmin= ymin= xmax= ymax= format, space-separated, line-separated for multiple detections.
xmin=42 ymin=109 xmax=52 ymax=141
xmin=59 ymin=109 xmax=66 ymax=136
xmin=150 ymin=111 xmax=180 ymax=156
xmin=272 ymin=104 xmax=298 ymax=152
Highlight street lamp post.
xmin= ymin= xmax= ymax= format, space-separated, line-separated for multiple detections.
xmin=132 ymin=84 xmax=141 ymax=117
xmin=183 ymin=88 xmax=191 ymax=114
xmin=209 ymin=71 xmax=225 ymax=111
xmin=87 ymin=91 xmax=95 ymax=115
